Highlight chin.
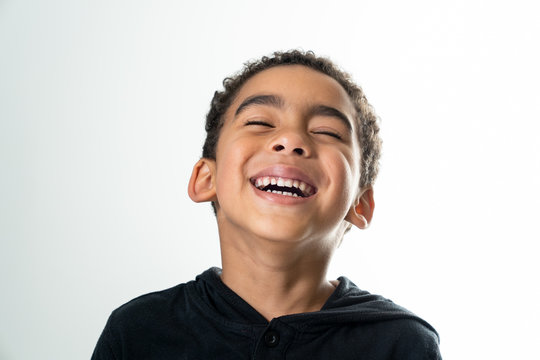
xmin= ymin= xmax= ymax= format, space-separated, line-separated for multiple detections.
xmin=252 ymin=219 xmax=322 ymax=244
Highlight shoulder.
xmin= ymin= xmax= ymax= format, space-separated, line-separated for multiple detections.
xmin=380 ymin=317 xmax=441 ymax=359
xmin=107 ymin=281 xmax=191 ymax=329
xmin=92 ymin=281 xmax=196 ymax=360
xmin=320 ymin=277 xmax=441 ymax=359
xmin=102 ymin=267 xmax=222 ymax=334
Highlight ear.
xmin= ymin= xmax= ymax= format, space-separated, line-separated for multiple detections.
xmin=344 ymin=187 xmax=375 ymax=230
xmin=188 ymin=158 xmax=217 ymax=203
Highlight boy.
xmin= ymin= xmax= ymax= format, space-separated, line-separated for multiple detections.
xmin=92 ymin=50 xmax=441 ymax=359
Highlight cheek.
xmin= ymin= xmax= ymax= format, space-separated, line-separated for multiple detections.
xmin=214 ymin=140 xmax=252 ymax=196
xmin=327 ymin=147 xmax=357 ymax=180
xmin=324 ymin=150 xmax=359 ymax=206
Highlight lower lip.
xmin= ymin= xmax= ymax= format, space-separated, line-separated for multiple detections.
xmin=250 ymin=183 xmax=313 ymax=205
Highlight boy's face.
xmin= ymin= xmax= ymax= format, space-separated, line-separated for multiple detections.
xmin=195 ymin=65 xmax=369 ymax=245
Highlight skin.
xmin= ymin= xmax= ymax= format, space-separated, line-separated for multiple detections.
xmin=188 ymin=65 xmax=374 ymax=321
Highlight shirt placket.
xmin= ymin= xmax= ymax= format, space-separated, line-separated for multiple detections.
xmin=252 ymin=319 xmax=297 ymax=360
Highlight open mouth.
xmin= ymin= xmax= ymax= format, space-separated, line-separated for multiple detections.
xmin=251 ymin=176 xmax=316 ymax=198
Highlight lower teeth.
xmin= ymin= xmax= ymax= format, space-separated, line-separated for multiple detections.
xmin=265 ymin=189 xmax=299 ymax=197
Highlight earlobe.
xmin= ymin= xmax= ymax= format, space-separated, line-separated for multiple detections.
xmin=188 ymin=158 xmax=217 ymax=203
xmin=344 ymin=187 xmax=375 ymax=230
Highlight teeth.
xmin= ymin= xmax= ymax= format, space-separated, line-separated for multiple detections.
xmin=253 ymin=175 xmax=315 ymax=197
xmin=268 ymin=190 xmax=297 ymax=197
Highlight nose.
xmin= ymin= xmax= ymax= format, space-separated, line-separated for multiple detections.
xmin=269 ymin=130 xmax=311 ymax=157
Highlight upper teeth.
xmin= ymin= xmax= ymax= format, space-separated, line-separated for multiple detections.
xmin=253 ymin=176 xmax=314 ymax=197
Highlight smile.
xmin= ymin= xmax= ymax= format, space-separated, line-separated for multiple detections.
xmin=251 ymin=176 xmax=316 ymax=198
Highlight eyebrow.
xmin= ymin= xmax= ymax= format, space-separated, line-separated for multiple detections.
xmin=234 ymin=94 xmax=352 ymax=131
xmin=235 ymin=94 xmax=285 ymax=116
xmin=307 ymin=104 xmax=352 ymax=131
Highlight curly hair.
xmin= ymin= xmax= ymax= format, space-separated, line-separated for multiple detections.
xmin=202 ymin=50 xmax=382 ymax=212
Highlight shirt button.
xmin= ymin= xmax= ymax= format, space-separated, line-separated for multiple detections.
xmin=264 ymin=330 xmax=280 ymax=347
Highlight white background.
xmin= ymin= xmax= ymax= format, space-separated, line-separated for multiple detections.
xmin=1 ymin=0 xmax=539 ymax=359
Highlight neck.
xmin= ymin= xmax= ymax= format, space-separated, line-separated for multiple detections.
xmin=219 ymin=227 xmax=338 ymax=321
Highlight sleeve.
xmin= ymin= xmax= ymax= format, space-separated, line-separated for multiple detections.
xmin=419 ymin=330 xmax=442 ymax=360
xmin=91 ymin=314 xmax=119 ymax=360
xmin=392 ymin=319 xmax=442 ymax=360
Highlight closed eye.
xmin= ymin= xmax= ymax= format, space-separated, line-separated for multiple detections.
xmin=312 ymin=130 xmax=342 ymax=140
xmin=244 ymin=120 xmax=274 ymax=127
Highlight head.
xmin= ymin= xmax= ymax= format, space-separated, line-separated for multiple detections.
xmin=201 ymin=50 xmax=381 ymax=216
xmin=202 ymin=50 xmax=381 ymax=210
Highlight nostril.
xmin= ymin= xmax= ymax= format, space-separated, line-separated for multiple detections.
xmin=293 ymin=148 xmax=304 ymax=155
xmin=273 ymin=144 xmax=285 ymax=152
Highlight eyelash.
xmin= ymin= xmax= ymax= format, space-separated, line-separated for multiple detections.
xmin=244 ymin=120 xmax=274 ymax=127
xmin=313 ymin=130 xmax=342 ymax=140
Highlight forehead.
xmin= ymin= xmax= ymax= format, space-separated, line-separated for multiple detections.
xmin=227 ymin=65 xmax=357 ymax=118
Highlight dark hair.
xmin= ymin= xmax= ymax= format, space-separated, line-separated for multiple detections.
xmin=203 ymin=50 xmax=382 ymax=212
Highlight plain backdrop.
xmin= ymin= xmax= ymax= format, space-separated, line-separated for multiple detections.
xmin=1 ymin=0 xmax=539 ymax=359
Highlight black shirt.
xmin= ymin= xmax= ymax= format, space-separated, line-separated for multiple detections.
xmin=92 ymin=268 xmax=441 ymax=359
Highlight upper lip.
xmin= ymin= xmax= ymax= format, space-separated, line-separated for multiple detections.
xmin=249 ymin=165 xmax=317 ymax=190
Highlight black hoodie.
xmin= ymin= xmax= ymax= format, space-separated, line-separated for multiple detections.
xmin=92 ymin=268 xmax=441 ymax=359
